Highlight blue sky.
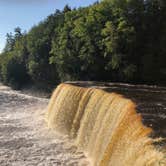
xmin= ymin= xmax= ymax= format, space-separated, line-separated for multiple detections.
xmin=0 ymin=0 xmax=98 ymax=52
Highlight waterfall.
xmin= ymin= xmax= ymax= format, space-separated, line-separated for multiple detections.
xmin=46 ymin=83 xmax=165 ymax=166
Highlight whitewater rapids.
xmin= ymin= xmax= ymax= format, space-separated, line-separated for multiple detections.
xmin=0 ymin=85 xmax=89 ymax=166
xmin=0 ymin=82 xmax=166 ymax=166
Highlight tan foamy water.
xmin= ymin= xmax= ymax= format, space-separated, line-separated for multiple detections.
xmin=1 ymin=82 xmax=165 ymax=166
xmin=0 ymin=85 xmax=89 ymax=166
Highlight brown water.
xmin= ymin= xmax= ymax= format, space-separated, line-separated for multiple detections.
xmin=46 ymin=83 xmax=166 ymax=166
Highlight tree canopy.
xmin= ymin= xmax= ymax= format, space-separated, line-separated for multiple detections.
xmin=0 ymin=0 xmax=165 ymax=89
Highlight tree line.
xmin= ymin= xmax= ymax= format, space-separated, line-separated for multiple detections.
xmin=0 ymin=0 xmax=165 ymax=89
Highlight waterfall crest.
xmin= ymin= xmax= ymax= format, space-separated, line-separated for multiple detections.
xmin=46 ymin=83 xmax=166 ymax=166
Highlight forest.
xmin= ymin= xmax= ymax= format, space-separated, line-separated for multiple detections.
xmin=0 ymin=0 xmax=165 ymax=89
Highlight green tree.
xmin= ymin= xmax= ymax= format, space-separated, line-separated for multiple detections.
xmin=0 ymin=1 xmax=166 ymax=88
